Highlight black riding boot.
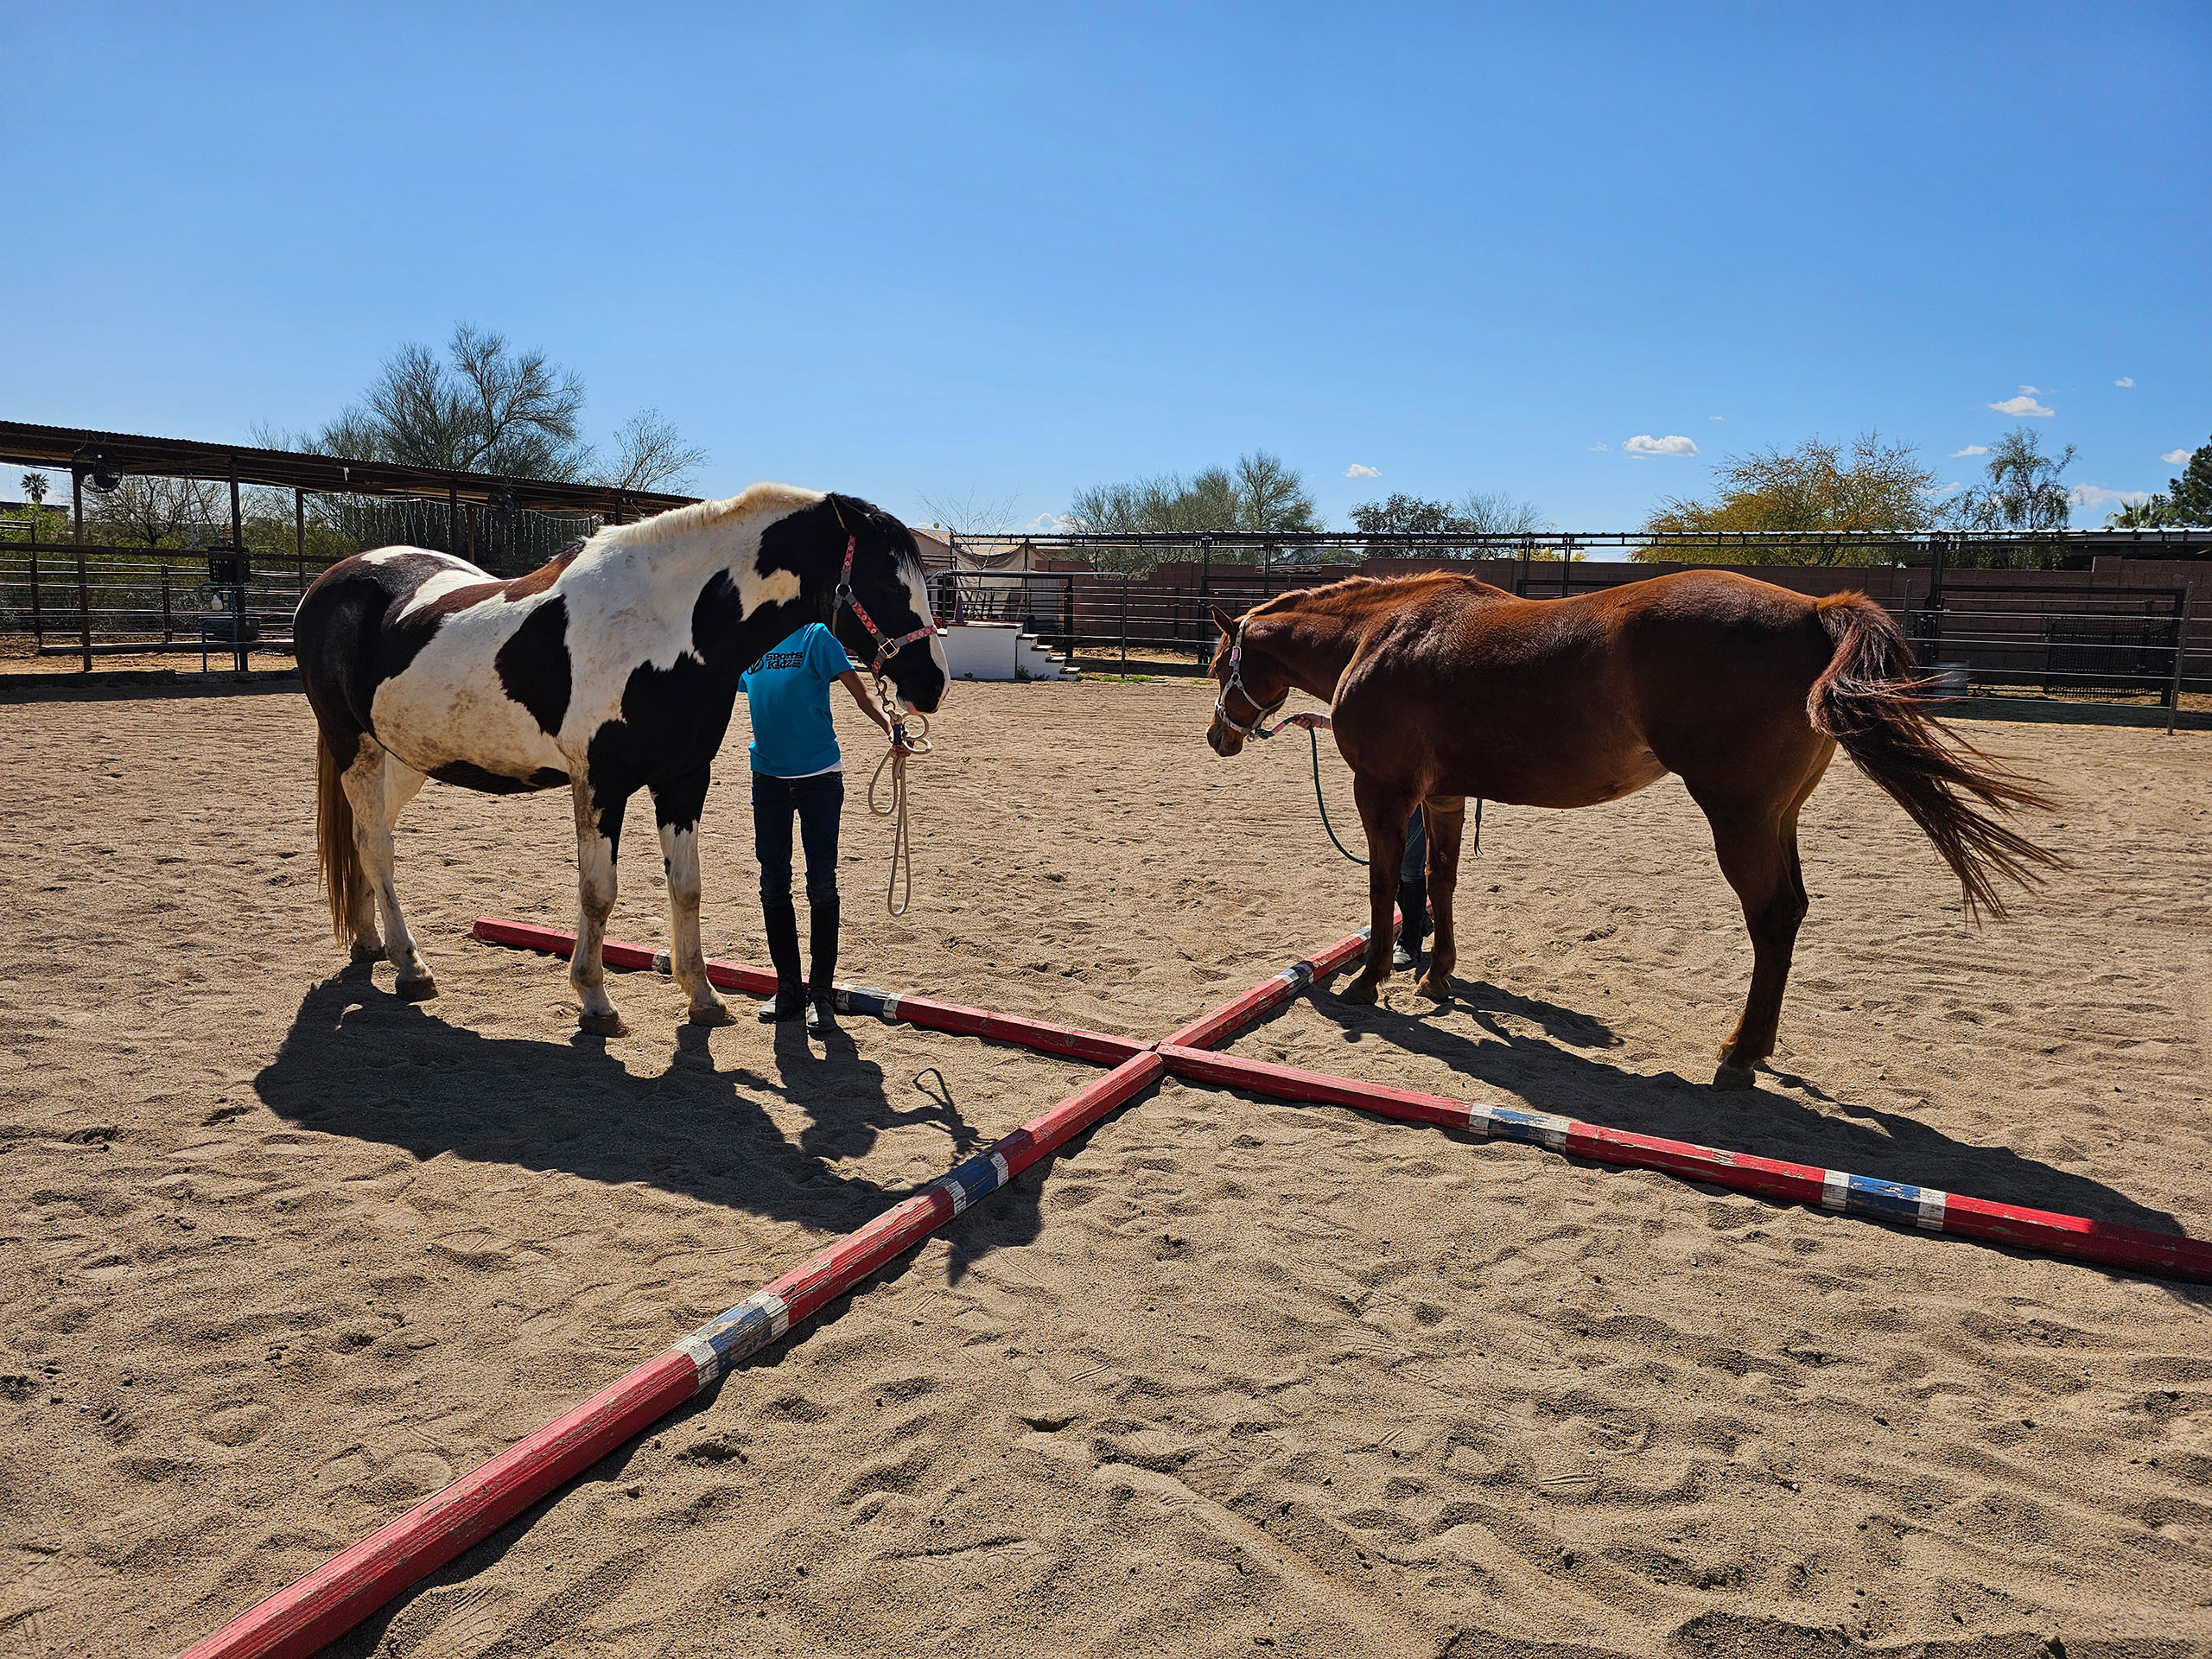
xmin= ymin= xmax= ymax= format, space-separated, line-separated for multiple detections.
xmin=805 ymin=896 xmax=840 ymax=1033
xmin=757 ymin=893 xmax=805 ymax=1022
xmin=1393 ymin=877 xmax=1429 ymax=972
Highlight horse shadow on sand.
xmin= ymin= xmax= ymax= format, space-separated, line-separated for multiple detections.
xmin=252 ymin=965 xmax=1074 ymax=1289
xmin=1276 ymin=970 xmax=2209 ymax=1306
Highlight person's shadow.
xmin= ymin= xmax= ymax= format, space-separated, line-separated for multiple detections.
xmin=1289 ymin=972 xmax=2209 ymax=1305
xmin=253 ymin=966 xmax=1036 ymax=1285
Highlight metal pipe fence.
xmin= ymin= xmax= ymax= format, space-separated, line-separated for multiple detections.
xmin=0 ymin=545 xmax=334 ymax=658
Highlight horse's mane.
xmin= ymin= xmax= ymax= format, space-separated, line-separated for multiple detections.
xmin=1249 ymin=569 xmax=1484 ymax=617
xmin=594 ymin=482 xmax=824 ymax=550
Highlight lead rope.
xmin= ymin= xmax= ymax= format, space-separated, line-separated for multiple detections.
xmin=867 ymin=684 xmax=931 ymax=916
xmin=1257 ymin=709 xmax=1481 ymax=867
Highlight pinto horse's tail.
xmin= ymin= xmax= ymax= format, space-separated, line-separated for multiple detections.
xmin=1808 ymin=594 xmax=2062 ymax=919
xmin=316 ymin=733 xmax=366 ymax=943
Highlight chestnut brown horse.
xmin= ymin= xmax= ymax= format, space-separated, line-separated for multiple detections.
xmin=1205 ymin=569 xmax=2059 ymax=1088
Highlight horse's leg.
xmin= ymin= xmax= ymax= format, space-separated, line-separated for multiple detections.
xmin=1695 ymin=795 xmax=1808 ymax=1089
xmin=340 ymin=738 xmax=435 ymax=1000
xmin=1341 ymin=773 xmax=1414 ymax=1004
xmin=1415 ymin=795 xmax=1466 ymax=1001
xmin=349 ymin=753 xmax=425 ymax=962
xmin=571 ymin=779 xmax=627 ymax=1038
xmin=650 ymin=766 xmax=732 ymax=1028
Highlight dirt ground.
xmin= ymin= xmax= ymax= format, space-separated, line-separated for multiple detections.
xmin=1 ymin=677 xmax=2208 ymax=1659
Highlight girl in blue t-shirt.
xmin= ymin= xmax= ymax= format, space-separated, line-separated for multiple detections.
xmin=739 ymin=621 xmax=903 ymax=1032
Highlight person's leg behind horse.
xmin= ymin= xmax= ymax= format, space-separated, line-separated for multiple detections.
xmin=1415 ymin=796 xmax=1465 ymax=1001
xmin=1393 ymin=805 xmax=1428 ymax=972
xmin=753 ymin=772 xmax=806 ymax=1022
xmin=1343 ymin=772 xmax=1416 ymax=1003
xmin=795 ymin=770 xmax=846 ymax=1033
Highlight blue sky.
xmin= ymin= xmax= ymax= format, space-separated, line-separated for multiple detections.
xmin=4 ymin=3 xmax=2206 ymax=529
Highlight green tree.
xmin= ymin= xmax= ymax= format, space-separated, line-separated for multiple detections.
xmin=2164 ymin=434 xmax=2212 ymax=524
xmin=1948 ymin=428 xmax=2075 ymax=533
xmin=1348 ymin=490 xmax=1546 ymax=543
xmin=2106 ymin=494 xmax=2180 ymax=529
xmin=1064 ymin=451 xmax=1318 ymax=569
xmin=1640 ymin=432 xmax=1937 ymax=563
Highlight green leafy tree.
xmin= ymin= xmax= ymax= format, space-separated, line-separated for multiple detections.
xmin=1064 ymin=451 xmax=1318 ymax=570
xmin=1640 ymin=433 xmax=1937 ymax=564
xmin=1348 ymin=490 xmax=1547 ymax=545
xmin=2164 ymin=434 xmax=2212 ymax=524
xmin=2105 ymin=494 xmax=2180 ymax=529
xmin=1948 ymin=428 xmax=2075 ymax=533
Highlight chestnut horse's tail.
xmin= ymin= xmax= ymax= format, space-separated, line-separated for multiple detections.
xmin=316 ymin=732 xmax=366 ymax=943
xmin=1808 ymin=594 xmax=2062 ymax=919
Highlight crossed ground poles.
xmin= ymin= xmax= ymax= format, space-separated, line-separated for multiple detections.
xmin=185 ymin=915 xmax=2212 ymax=1659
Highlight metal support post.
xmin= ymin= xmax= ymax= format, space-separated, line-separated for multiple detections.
xmin=295 ymin=488 xmax=307 ymax=598
xmin=73 ymin=467 xmax=90 ymax=672
xmin=2169 ymin=582 xmax=2196 ymax=734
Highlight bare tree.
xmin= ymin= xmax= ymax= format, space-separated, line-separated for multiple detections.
xmin=1456 ymin=490 xmax=1548 ymax=535
xmin=88 ymin=476 xmax=225 ymax=548
xmin=599 ymin=409 xmax=707 ymax=494
xmin=315 ymin=325 xmax=591 ymax=479
xmin=916 ymin=488 xmax=1020 ymax=535
xmin=1233 ymin=450 xmax=1319 ymax=533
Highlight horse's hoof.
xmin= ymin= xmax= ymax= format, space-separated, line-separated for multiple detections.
xmin=1414 ymin=971 xmax=1453 ymax=1001
xmin=351 ymin=942 xmax=385 ymax=966
xmin=1711 ymin=1063 xmax=1758 ymax=1091
xmin=1338 ymin=978 xmax=1380 ymax=1006
xmin=578 ymin=1011 xmax=628 ymax=1039
xmin=687 ymin=1001 xmax=737 ymax=1029
xmin=395 ymin=975 xmax=439 ymax=1002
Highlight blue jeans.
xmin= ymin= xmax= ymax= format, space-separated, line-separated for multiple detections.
xmin=1401 ymin=806 xmax=1428 ymax=946
xmin=753 ymin=770 xmax=842 ymax=988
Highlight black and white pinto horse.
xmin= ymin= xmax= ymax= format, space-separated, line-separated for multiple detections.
xmin=297 ymin=485 xmax=947 ymax=1036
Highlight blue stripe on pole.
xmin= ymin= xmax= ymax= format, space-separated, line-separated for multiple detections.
xmin=688 ymin=1291 xmax=790 ymax=1374
xmin=1483 ymin=1105 xmax=1572 ymax=1149
xmin=1843 ymin=1174 xmax=1932 ymax=1227
xmin=944 ymin=1151 xmax=1006 ymax=1205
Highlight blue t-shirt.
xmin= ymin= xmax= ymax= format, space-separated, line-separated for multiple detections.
xmin=741 ymin=623 xmax=855 ymax=777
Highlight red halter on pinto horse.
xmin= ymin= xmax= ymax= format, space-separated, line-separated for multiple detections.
xmin=1205 ymin=569 xmax=2060 ymax=1090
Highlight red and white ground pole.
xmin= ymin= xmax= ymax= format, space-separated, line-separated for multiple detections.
xmin=179 ymin=916 xmax=2210 ymax=1658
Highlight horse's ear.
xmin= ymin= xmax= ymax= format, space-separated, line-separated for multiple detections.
xmin=1209 ymin=603 xmax=1238 ymax=637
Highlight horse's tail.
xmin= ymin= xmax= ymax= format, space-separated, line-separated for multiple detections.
xmin=1808 ymin=593 xmax=2062 ymax=919
xmin=316 ymin=732 xmax=365 ymax=943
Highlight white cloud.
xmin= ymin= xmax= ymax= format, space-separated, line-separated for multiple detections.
xmin=1624 ymin=434 xmax=1698 ymax=457
xmin=1022 ymin=512 xmax=1066 ymax=533
xmin=1987 ymin=394 xmax=2054 ymax=416
xmin=1344 ymin=463 xmax=1381 ymax=479
xmin=2069 ymin=484 xmax=2151 ymax=512
xmin=2114 ymin=377 xmax=2135 ymax=388
xmin=2163 ymin=448 xmax=2191 ymax=466
xmin=1587 ymin=442 xmax=1608 ymax=452
xmin=2018 ymin=385 xmax=2041 ymax=394
xmin=1952 ymin=444 xmax=1990 ymax=457
xmin=1708 ymin=415 xmax=1724 ymax=421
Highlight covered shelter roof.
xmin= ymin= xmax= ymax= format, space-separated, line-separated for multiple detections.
xmin=0 ymin=419 xmax=698 ymax=519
